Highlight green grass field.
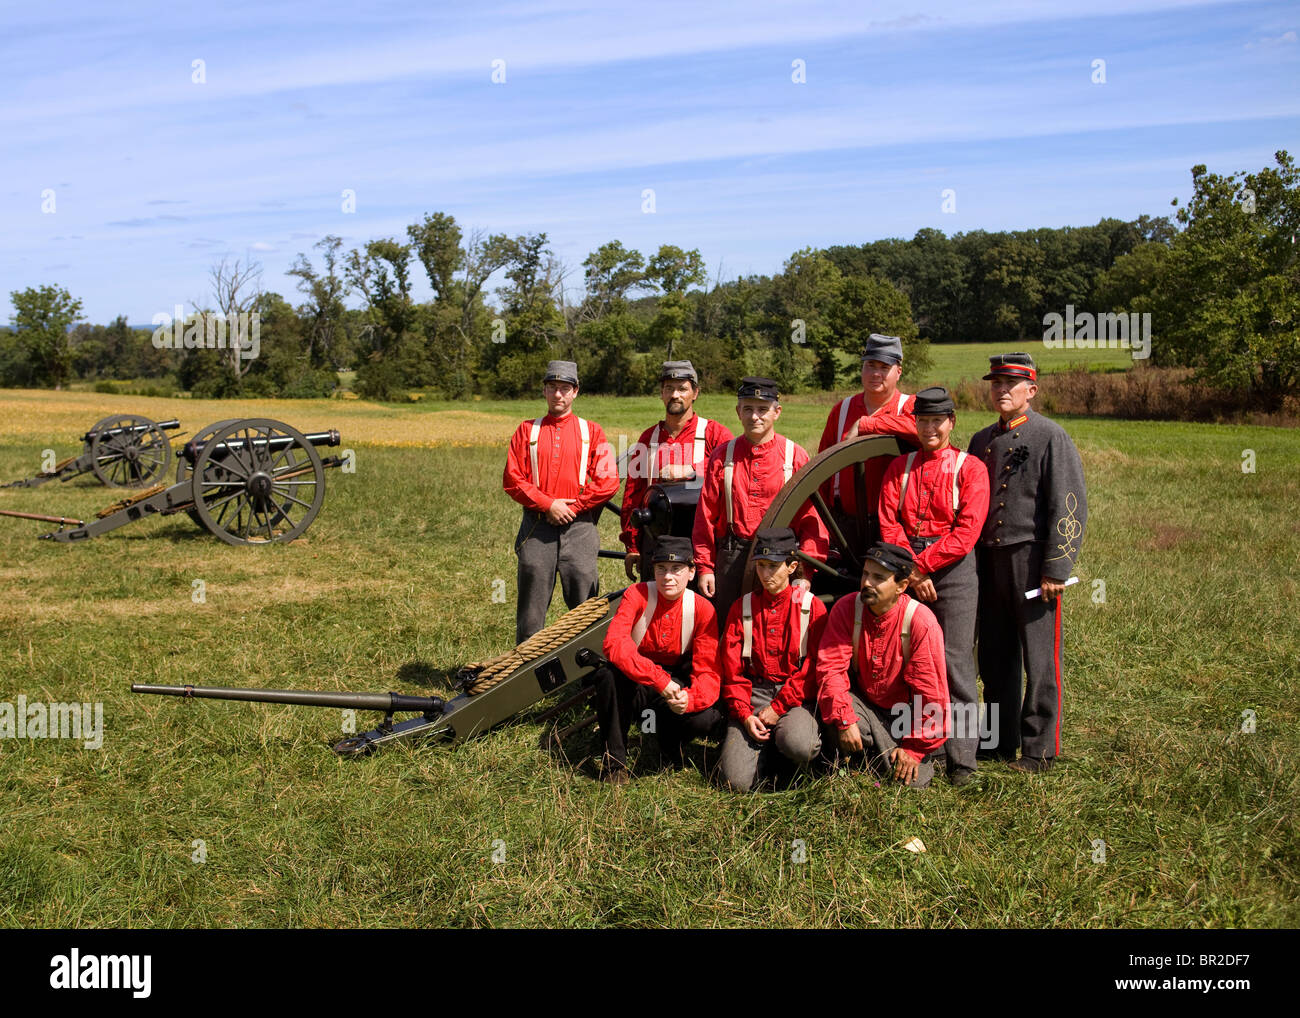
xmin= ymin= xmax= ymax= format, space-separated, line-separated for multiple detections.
xmin=0 ymin=389 xmax=1296 ymax=928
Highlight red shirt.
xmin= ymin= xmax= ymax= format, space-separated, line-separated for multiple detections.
xmin=619 ymin=413 xmax=733 ymax=553
xmin=720 ymin=584 xmax=828 ymax=721
xmin=602 ymin=582 xmax=721 ymax=713
xmin=814 ymin=592 xmax=949 ymax=762
xmin=816 ymin=391 xmax=916 ymax=516
xmin=878 ymin=445 xmax=990 ymax=574
xmin=690 ymin=434 xmax=829 ymax=574
xmin=502 ymin=412 xmax=620 ymax=513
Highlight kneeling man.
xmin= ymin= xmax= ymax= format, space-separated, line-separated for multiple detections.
xmin=815 ymin=543 xmax=949 ymax=788
xmin=592 ymin=536 xmax=724 ymax=782
xmin=717 ymin=528 xmax=827 ymax=792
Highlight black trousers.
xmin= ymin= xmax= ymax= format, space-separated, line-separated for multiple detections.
xmin=711 ymin=534 xmax=751 ymax=633
xmin=589 ymin=664 xmax=723 ymax=768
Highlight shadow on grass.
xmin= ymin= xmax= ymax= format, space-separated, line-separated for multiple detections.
xmin=396 ymin=661 xmax=459 ymax=691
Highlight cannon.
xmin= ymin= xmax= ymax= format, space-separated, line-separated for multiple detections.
xmin=132 ymin=434 xmax=906 ymax=753
xmin=2 ymin=414 xmax=180 ymax=489
xmin=0 ymin=417 xmax=347 ymax=545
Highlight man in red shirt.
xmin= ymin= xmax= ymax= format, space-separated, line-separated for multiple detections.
xmin=620 ymin=360 xmax=733 ymax=581
xmin=879 ymin=386 xmax=989 ymax=785
xmin=717 ymin=528 xmax=827 ymax=792
xmin=592 ymin=536 xmax=724 ymax=782
xmin=502 ymin=360 xmax=620 ymax=643
xmin=817 ymin=333 xmax=917 ymax=549
xmin=815 ymin=542 xmax=949 ymax=788
xmin=691 ymin=376 xmax=828 ymax=627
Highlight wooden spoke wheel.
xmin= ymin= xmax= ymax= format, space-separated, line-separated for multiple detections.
xmin=89 ymin=414 xmax=172 ymax=488
xmin=745 ymin=435 xmax=908 ymax=601
xmin=177 ymin=419 xmax=242 ymax=525
xmin=191 ymin=419 xmax=325 ymax=546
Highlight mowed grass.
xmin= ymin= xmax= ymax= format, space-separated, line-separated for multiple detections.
xmin=0 ymin=391 xmax=1296 ymax=928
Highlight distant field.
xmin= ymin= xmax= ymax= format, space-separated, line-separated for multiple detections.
xmin=0 ymin=389 xmax=1295 ymax=928
xmin=922 ymin=340 xmax=1135 ymax=385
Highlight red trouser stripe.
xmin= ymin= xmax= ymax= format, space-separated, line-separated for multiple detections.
xmin=1053 ymin=597 xmax=1063 ymax=756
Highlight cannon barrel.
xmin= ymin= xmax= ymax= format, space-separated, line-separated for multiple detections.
xmin=182 ymin=428 xmax=341 ymax=463
xmin=84 ymin=418 xmax=180 ymax=442
xmin=131 ymin=683 xmax=444 ymax=714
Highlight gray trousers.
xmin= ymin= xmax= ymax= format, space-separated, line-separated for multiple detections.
xmin=829 ymin=691 xmax=934 ymax=788
xmin=977 ymin=542 xmax=1063 ymax=760
xmin=921 ymin=548 xmax=979 ymax=772
xmin=718 ymin=685 xmax=822 ymax=792
xmin=514 ymin=509 xmax=600 ymax=644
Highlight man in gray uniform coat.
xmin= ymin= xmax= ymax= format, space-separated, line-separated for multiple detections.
xmin=967 ymin=353 xmax=1087 ymax=773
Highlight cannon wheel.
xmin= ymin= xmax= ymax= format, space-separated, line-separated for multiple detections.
xmin=191 ymin=418 xmax=325 ymax=545
xmin=744 ymin=434 xmax=907 ymax=600
xmin=89 ymin=414 xmax=172 ymax=488
xmin=177 ymin=418 xmax=242 ymax=526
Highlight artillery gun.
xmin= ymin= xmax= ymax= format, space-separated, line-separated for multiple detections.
xmin=132 ymin=434 xmax=906 ymax=754
xmin=0 ymin=417 xmax=346 ymax=545
xmin=2 ymin=414 xmax=180 ymax=489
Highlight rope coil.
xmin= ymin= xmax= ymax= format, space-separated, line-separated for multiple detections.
xmin=458 ymin=595 xmax=612 ymax=696
xmin=96 ymin=482 xmax=168 ymax=518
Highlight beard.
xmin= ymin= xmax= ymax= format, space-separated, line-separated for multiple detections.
xmin=667 ymin=399 xmax=686 ymax=414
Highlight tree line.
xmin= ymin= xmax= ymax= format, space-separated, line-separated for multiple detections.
xmin=4 ymin=151 xmax=1295 ymax=408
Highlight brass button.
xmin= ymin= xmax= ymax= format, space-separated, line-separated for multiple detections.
xmin=1000 ymin=484 xmax=1007 ymax=490
xmin=996 ymin=520 xmax=1003 ymax=526
xmin=999 ymin=501 xmax=1005 ymax=508
xmin=994 ymin=537 xmax=1001 ymax=544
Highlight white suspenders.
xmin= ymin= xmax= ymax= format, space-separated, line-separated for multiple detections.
xmin=896 ymin=449 xmax=969 ymax=515
xmin=529 ymin=416 xmax=590 ymax=488
xmin=740 ymin=588 xmax=815 ymax=664
xmin=723 ymin=436 xmax=795 ymax=535
xmin=630 ymin=586 xmax=696 ymax=656
xmin=648 ymin=415 xmax=710 ymax=479
xmin=853 ymin=596 xmax=919 ymax=676
xmin=834 ymin=392 xmax=909 ymax=499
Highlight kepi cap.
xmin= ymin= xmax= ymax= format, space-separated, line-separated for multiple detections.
xmin=544 ymin=360 xmax=579 ymax=386
xmin=914 ymin=385 xmax=956 ymax=416
xmin=751 ymin=527 xmax=799 ymax=562
xmin=737 ymin=376 xmax=779 ymax=401
xmin=861 ymin=333 xmax=903 ymax=366
xmin=659 ymin=360 xmax=698 ymax=385
xmin=863 ymin=541 xmax=914 ymax=577
xmin=983 ymin=352 xmax=1037 ymax=382
xmin=651 ymin=535 xmax=694 ymax=564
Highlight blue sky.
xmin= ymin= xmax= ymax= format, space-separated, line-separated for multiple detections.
xmin=1 ymin=0 xmax=1296 ymax=323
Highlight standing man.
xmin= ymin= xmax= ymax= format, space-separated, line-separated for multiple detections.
xmin=717 ymin=528 xmax=827 ymax=792
xmin=620 ymin=361 xmax=733 ymax=581
xmin=503 ymin=360 xmax=620 ymax=644
xmin=814 ymin=543 xmax=950 ymax=789
xmin=967 ymin=353 xmax=1087 ymax=774
xmin=879 ymin=386 xmax=989 ymax=786
xmin=592 ymin=536 xmax=723 ymax=782
xmin=691 ymin=376 xmax=828 ymax=627
xmin=817 ymin=333 xmax=917 ymax=549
